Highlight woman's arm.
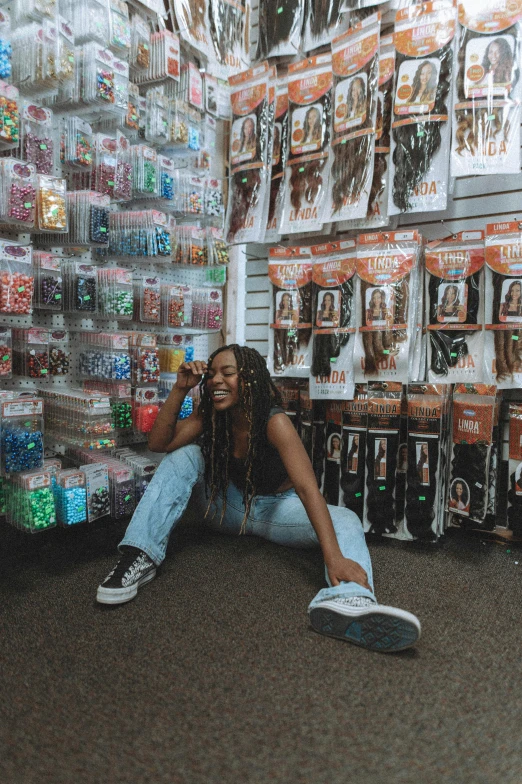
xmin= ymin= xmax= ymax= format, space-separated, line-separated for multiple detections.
xmin=267 ymin=413 xmax=371 ymax=590
xmin=147 ymin=361 xmax=206 ymax=452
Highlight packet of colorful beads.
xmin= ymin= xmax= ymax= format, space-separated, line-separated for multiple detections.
xmin=34 ymin=251 xmax=62 ymax=310
xmin=57 ymin=16 xmax=75 ymax=86
xmin=0 ymin=81 xmax=19 ymax=150
xmin=108 ymin=464 xmax=135 ymax=519
xmin=125 ymin=82 xmax=140 ymax=135
xmin=130 ymin=14 xmax=150 ymax=71
xmin=36 ymin=175 xmax=67 ymax=232
xmin=61 ymin=117 xmax=94 ymax=170
xmin=108 ymin=0 xmax=131 ymax=57
xmin=205 ymin=178 xmax=224 ymax=220
xmin=137 ymin=275 xmax=161 ymax=324
xmin=98 ymin=267 xmax=133 ymax=319
xmin=55 ymin=469 xmax=87 ymax=527
xmin=191 ymin=287 xmax=223 ymax=330
xmin=161 ymin=284 xmax=185 ymax=328
xmin=136 ymin=29 xmax=179 ymax=83
xmin=0 ymin=327 xmax=12 ymax=378
xmin=12 ymin=327 xmax=49 ymax=379
xmin=169 ymin=98 xmax=189 ymax=149
xmin=145 ymin=87 xmax=170 ymax=146
xmin=0 ymin=396 xmax=44 ymax=476
xmin=131 ymin=344 xmax=160 ymax=385
xmin=207 ymin=227 xmax=229 ymax=266
xmin=158 ymin=155 xmax=176 ymax=202
xmin=181 ymin=172 xmax=205 ymax=216
xmin=19 ymin=102 xmax=55 ymax=174
xmin=133 ymin=386 xmax=159 ymax=434
xmin=48 ymin=330 xmax=69 ymax=377
xmin=78 ymin=331 xmax=131 ymax=382
xmin=0 ymin=240 xmax=34 ymax=315
xmin=63 ymin=261 xmax=98 ymax=313
xmin=6 ymin=469 xmax=57 ymax=533
xmin=81 ymin=463 xmax=110 ymax=521
xmin=82 ymin=43 xmax=116 ymax=106
xmin=69 ymin=0 xmax=109 ymax=46
xmin=113 ymin=56 xmax=129 ymax=114
xmin=92 ymin=134 xmax=117 ymax=197
xmin=0 ymin=10 xmax=12 ymax=81
xmin=114 ymin=131 xmax=133 ymax=201
xmin=43 ymin=456 xmax=61 ymax=495
xmin=157 ymin=333 xmax=186 ymax=373
xmin=132 ymin=144 xmax=159 ymax=196
xmin=0 ymin=159 xmax=36 ymax=228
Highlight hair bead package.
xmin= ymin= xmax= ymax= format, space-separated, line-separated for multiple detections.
xmin=265 ymin=77 xmax=289 ymax=243
xmin=328 ymin=13 xmax=380 ymax=224
xmin=225 ymin=62 xmax=270 ymax=244
xmin=388 ymin=0 xmax=456 ymax=216
xmin=268 ymin=246 xmax=312 ymax=377
xmin=425 ymin=231 xmax=485 ymax=383
xmin=340 ymin=383 xmax=367 ymax=521
xmin=257 ymin=0 xmax=304 ymax=59
xmin=309 ymin=239 xmax=356 ymax=399
xmin=451 ymin=0 xmax=522 ymax=177
xmin=355 ymin=230 xmax=422 ymax=383
xmin=280 ymin=54 xmax=333 ymax=235
xmin=484 ymin=221 xmax=522 ymax=388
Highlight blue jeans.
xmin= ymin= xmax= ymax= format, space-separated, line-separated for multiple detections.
xmin=120 ymin=445 xmax=377 ymax=610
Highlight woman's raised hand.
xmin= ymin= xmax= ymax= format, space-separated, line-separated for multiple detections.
xmin=174 ymin=361 xmax=208 ymax=391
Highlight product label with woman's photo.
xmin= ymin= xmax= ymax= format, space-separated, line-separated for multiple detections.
xmin=309 ymin=240 xmax=356 ymax=400
xmin=484 ymin=222 xmax=522 ymax=388
xmin=425 ymin=231 xmax=485 ymax=383
xmin=321 ymin=402 xmax=345 ymax=506
xmin=451 ymin=1 xmax=522 ymax=177
xmin=388 ymin=0 xmax=456 ymax=215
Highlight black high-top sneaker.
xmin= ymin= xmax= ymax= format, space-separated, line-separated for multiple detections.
xmin=96 ymin=546 xmax=157 ymax=605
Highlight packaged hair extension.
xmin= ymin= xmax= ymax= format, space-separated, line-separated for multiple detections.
xmin=484 ymin=221 xmax=522 ymax=388
xmin=340 ymin=383 xmax=367 ymax=521
xmin=309 ymin=240 xmax=356 ymax=400
xmin=312 ymin=399 xmax=327 ymax=489
xmin=267 ymin=246 xmax=313 ymax=377
xmin=273 ymin=378 xmax=301 ymax=431
xmin=266 ymin=77 xmax=289 ymax=243
xmin=173 ymin=0 xmax=212 ymax=60
xmin=363 ymin=381 xmax=402 ymax=535
xmin=327 ymin=13 xmax=380 ymax=224
xmin=451 ymin=1 xmax=522 ymax=177
xmin=355 ymin=230 xmax=421 ymax=383
xmin=393 ymin=390 xmax=408 ymax=535
xmin=425 ymin=231 xmax=485 ymax=383
xmin=280 ymin=54 xmax=333 ymax=235
xmin=208 ymin=0 xmax=251 ymax=81
xmin=322 ymin=401 xmax=345 ymax=506
xmin=507 ymin=403 xmax=522 ymax=535
xmin=447 ymin=389 xmax=495 ymax=526
xmin=256 ymin=0 xmax=303 ymax=59
xmin=225 ymin=63 xmax=271 ymax=245
xmin=298 ymin=382 xmax=314 ymax=461
xmin=263 ymin=67 xmax=277 ymax=233
xmin=388 ymin=0 xmax=456 ymax=215
xmin=302 ymin=0 xmax=349 ymax=56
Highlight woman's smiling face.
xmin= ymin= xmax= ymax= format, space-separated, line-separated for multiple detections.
xmin=205 ymin=350 xmax=240 ymax=411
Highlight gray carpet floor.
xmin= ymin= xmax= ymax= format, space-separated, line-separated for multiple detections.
xmin=1 ymin=517 xmax=521 ymax=784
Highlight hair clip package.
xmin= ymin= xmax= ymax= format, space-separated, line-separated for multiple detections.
xmin=447 ymin=389 xmax=495 ymax=526
xmin=425 ymin=230 xmax=485 ymax=383
xmin=266 ymin=77 xmax=288 ymax=243
xmin=451 ymin=1 xmax=522 ymax=177
xmin=388 ymin=0 xmax=456 ymax=216
xmin=484 ymin=221 xmax=522 ymax=388
xmin=280 ymin=54 xmax=333 ymax=235
xmin=302 ymin=0 xmax=349 ymax=54
xmin=257 ymin=0 xmax=304 ymax=59
xmin=507 ymin=403 xmax=522 ymax=535
xmin=268 ymin=246 xmax=313 ymax=377
xmin=363 ymin=381 xmax=402 ymax=536
xmin=321 ymin=401 xmax=346 ymax=506
xmin=355 ymin=230 xmax=421 ymax=383
xmin=225 ymin=63 xmax=270 ymax=245
xmin=327 ymin=13 xmax=380 ymax=224
xmin=340 ymin=384 xmax=367 ymax=521
xmin=309 ymin=240 xmax=356 ymax=400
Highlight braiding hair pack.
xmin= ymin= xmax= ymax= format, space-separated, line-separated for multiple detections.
xmin=451 ymin=2 xmax=522 ymax=177
xmin=322 ymin=403 xmax=344 ymax=505
xmin=340 ymin=384 xmax=368 ymax=522
xmin=280 ymin=54 xmax=333 ymax=235
xmin=507 ymin=403 xmax=522 ymax=536
xmin=266 ymin=78 xmax=289 ymax=242
xmin=302 ymin=0 xmax=349 ymax=53
xmin=208 ymin=0 xmax=250 ymax=77
xmin=256 ymin=0 xmax=303 ymax=59
xmin=389 ymin=0 xmax=456 ymax=216
xmin=328 ymin=13 xmax=380 ymax=222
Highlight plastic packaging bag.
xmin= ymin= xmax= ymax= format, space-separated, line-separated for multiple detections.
xmin=302 ymin=0 xmax=349 ymax=54
xmin=265 ymin=76 xmax=288 ymax=243
xmin=257 ymin=0 xmax=304 ymax=59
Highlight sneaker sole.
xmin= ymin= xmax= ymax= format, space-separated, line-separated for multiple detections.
xmin=309 ymin=603 xmax=420 ymax=653
xmin=96 ymin=568 xmax=157 ymax=605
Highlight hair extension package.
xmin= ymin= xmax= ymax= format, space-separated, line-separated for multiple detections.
xmin=173 ymin=0 xmax=213 ymax=61
xmin=447 ymin=387 xmax=496 ymax=526
xmin=388 ymin=0 xmax=456 ymax=216
xmin=225 ymin=63 xmax=271 ymax=245
xmin=309 ymin=240 xmax=356 ymax=400
xmin=266 ymin=78 xmax=289 ymax=243
xmin=208 ymin=0 xmax=251 ymax=81
xmin=273 ymin=377 xmax=301 ymax=431
xmin=326 ymin=13 xmax=380 ymax=224
xmin=340 ymin=383 xmax=367 ymax=521
xmin=279 ymin=55 xmax=333 ymax=235
xmin=451 ymin=1 xmax=522 ymax=177
xmin=484 ymin=221 xmax=522 ymax=388
xmin=299 ymin=385 xmax=327 ymax=488
xmin=507 ymin=403 xmax=522 ymax=535
xmin=363 ymin=382 xmax=402 ymax=535
xmin=257 ymin=0 xmax=304 ymax=59
xmin=355 ymin=230 xmax=422 ymax=383
xmin=322 ymin=401 xmax=346 ymax=505
xmin=302 ymin=0 xmax=349 ymax=54
xmin=425 ymin=230 xmax=485 ymax=383
xmin=404 ymin=384 xmax=449 ymax=541
xmin=268 ymin=246 xmax=313 ymax=376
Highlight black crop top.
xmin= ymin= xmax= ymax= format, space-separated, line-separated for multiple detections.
xmin=228 ymin=406 xmax=290 ymax=495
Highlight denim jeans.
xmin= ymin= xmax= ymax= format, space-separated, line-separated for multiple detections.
xmin=120 ymin=445 xmax=377 ymax=609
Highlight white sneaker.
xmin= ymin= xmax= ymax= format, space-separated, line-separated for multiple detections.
xmin=309 ymin=596 xmax=421 ymax=653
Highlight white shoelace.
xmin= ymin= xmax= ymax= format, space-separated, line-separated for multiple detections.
xmin=330 ymin=596 xmax=375 ymax=608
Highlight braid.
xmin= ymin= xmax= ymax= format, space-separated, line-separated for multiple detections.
xmin=198 ymin=344 xmax=282 ymax=533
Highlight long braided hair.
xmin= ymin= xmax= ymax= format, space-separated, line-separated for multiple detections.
xmin=198 ymin=344 xmax=283 ymax=532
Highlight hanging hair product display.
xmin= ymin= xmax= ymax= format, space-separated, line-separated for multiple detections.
xmin=208 ymin=0 xmax=251 ymax=80
xmin=327 ymin=13 xmax=380 ymax=223
xmin=451 ymin=0 xmax=522 ymax=177
xmin=267 ymin=246 xmax=313 ymax=377
xmin=225 ymin=62 xmax=270 ymax=244
xmin=507 ymin=403 xmax=522 ymax=535
xmin=388 ymin=0 xmax=456 ymax=215
xmin=256 ymin=0 xmax=303 ymax=59
xmin=298 ymin=381 xmax=314 ymax=461
xmin=273 ymin=377 xmax=300 ymax=431
xmin=425 ymin=231 xmax=485 ymax=383
xmin=394 ymin=390 xmax=408 ymax=534
xmin=354 ymin=230 xmax=421 ymax=383
xmin=340 ymin=383 xmax=367 ymax=522
xmin=447 ymin=388 xmax=496 ymax=526
xmin=484 ymin=221 xmax=522 ymax=388
xmin=322 ymin=401 xmax=344 ymax=506
xmin=309 ymin=239 xmax=356 ymax=399
xmin=302 ymin=0 xmax=349 ymax=61
xmin=279 ymin=54 xmax=333 ymax=235
xmin=266 ymin=77 xmax=289 ymax=243
xmin=363 ymin=381 xmax=402 ymax=536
